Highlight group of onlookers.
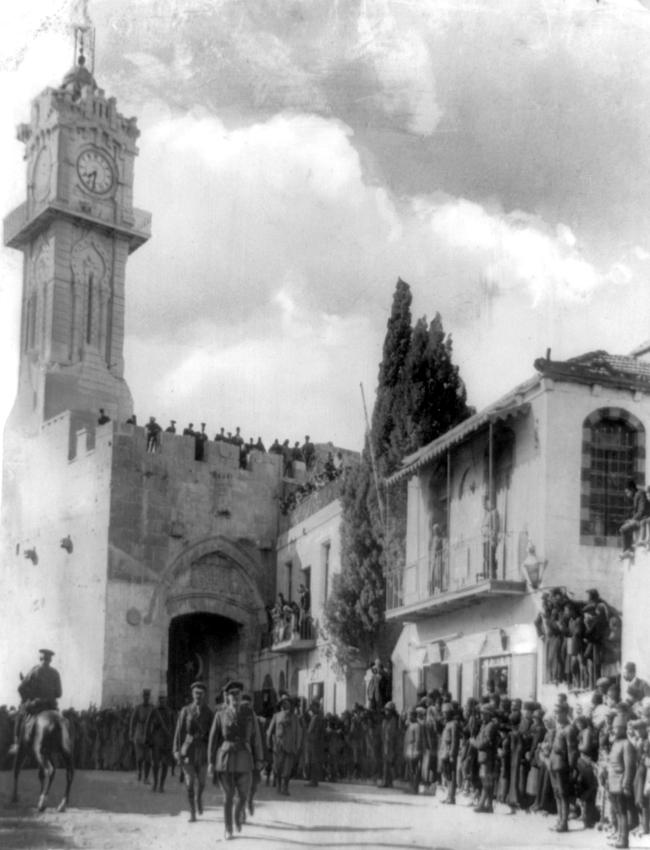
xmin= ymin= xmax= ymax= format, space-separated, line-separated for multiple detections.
xmin=265 ymin=586 xmax=313 ymax=645
xmin=6 ymin=661 xmax=647 ymax=847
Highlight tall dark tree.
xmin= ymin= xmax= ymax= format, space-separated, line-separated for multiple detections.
xmin=371 ymin=277 xmax=413 ymax=474
xmin=323 ymin=280 xmax=473 ymax=670
xmin=405 ymin=312 xmax=473 ymax=451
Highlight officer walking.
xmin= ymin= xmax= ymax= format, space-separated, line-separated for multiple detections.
xmin=173 ymin=681 xmax=213 ymax=822
xmin=208 ymin=681 xmax=264 ymax=841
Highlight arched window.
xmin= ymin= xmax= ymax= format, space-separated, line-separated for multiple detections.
xmin=580 ymin=408 xmax=645 ymax=546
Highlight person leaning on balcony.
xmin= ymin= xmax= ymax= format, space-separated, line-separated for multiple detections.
xmin=428 ymin=520 xmax=444 ymax=594
xmin=481 ymin=495 xmax=500 ymax=579
xmin=620 ymin=479 xmax=650 ymax=556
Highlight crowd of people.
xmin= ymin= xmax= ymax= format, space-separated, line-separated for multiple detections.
xmin=265 ymin=586 xmax=313 ymax=645
xmin=277 ymin=451 xmax=348 ymax=515
xmin=535 ymin=587 xmax=621 ymax=689
xmin=7 ymin=646 xmax=650 ymax=847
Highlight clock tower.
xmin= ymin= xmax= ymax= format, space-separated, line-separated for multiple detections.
xmin=3 ymin=45 xmax=150 ymax=433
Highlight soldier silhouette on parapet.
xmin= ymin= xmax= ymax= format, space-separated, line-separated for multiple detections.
xmin=194 ymin=423 xmax=208 ymax=461
xmin=255 ymin=437 xmax=266 ymax=452
xmin=145 ymin=417 xmax=162 ymax=453
xmin=214 ymin=427 xmax=225 ymax=442
xmin=97 ymin=408 xmax=111 ymax=425
xmin=302 ymin=436 xmax=315 ymax=469
xmin=183 ymin=423 xmax=195 ymax=437
xmin=165 ymin=420 xmax=176 ymax=434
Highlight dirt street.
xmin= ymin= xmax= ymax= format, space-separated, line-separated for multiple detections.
xmin=0 ymin=769 xmax=644 ymax=850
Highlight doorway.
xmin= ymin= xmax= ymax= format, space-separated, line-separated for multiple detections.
xmin=168 ymin=612 xmax=240 ymax=709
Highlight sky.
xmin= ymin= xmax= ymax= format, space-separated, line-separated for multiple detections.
xmin=2 ymin=0 xmax=650 ymax=451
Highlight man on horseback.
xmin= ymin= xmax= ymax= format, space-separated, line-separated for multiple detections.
xmin=9 ymin=648 xmax=62 ymax=755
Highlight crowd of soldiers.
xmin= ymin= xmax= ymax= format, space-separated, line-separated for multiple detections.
xmin=5 ymin=656 xmax=650 ymax=847
xmin=278 ymin=450 xmax=347 ymax=514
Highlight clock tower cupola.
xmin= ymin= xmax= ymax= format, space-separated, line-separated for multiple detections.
xmin=3 ymin=24 xmax=151 ymax=433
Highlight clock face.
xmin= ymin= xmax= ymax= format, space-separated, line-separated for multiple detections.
xmin=33 ymin=147 xmax=51 ymax=202
xmin=77 ymin=148 xmax=114 ymax=195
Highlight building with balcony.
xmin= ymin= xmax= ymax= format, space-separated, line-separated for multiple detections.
xmin=253 ymin=474 xmax=366 ymax=714
xmin=385 ymin=348 xmax=650 ymax=710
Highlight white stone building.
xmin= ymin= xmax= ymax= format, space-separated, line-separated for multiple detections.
xmin=253 ymin=478 xmax=366 ymax=713
xmin=386 ymin=350 xmax=650 ymax=710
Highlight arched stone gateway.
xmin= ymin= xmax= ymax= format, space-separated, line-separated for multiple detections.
xmin=159 ymin=536 xmax=267 ymax=707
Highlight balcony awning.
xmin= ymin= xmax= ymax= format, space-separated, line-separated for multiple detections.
xmin=386 ymin=396 xmax=533 ymax=485
xmin=444 ymin=633 xmax=486 ymax=663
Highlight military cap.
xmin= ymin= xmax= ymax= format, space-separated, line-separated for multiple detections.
xmin=190 ymin=680 xmax=206 ymax=692
xmin=415 ymin=706 xmax=426 ymax=715
xmin=223 ymin=680 xmax=244 ymax=694
xmin=279 ymin=693 xmax=292 ymax=705
xmin=596 ymin=677 xmax=611 ymax=689
xmin=39 ymin=649 xmax=55 ymax=657
xmin=384 ymin=701 xmax=396 ymax=712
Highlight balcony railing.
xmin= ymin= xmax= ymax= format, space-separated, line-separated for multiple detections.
xmin=386 ymin=532 xmax=524 ymax=616
xmin=264 ymin=613 xmax=317 ymax=653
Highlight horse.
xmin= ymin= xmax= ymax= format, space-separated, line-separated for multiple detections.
xmin=11 ymin=710 xmax=74 ymax=812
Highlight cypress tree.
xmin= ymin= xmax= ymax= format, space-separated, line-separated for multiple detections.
xmin=323 ymin=282 xmax=473 ymax=669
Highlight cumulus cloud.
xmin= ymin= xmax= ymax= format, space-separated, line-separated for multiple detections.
xmin=4 ymin=0 xmax=650 ymax=447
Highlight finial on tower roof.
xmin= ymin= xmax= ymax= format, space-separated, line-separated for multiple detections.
xmin=61 ymin=0 xmax=97 ymax=99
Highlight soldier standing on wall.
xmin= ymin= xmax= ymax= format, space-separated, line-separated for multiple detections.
xmin=173 ymin=681 xmax=213 ymax=822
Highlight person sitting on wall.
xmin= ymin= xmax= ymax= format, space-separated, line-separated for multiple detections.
xmin=619 ymin=478 xmax=650 ymax=556
xmin=97 ymin=408 xmax=111 ymax=425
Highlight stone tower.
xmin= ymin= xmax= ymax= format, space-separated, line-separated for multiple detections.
xmin=3 ymin=51 xmax=150 ymax=435
xmin=0 ymin=41 xmax=283 ymax=710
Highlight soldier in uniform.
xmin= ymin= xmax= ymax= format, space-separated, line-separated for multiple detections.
xmin=129 ymin=689 xmax=154 ymax=783
xmin=145 ymin=693 xmax=175 ymax=792
xmin=266 ymin=694 xmax=302 ymax=796
xmin=173 ymin=681 xmax=213 ymax=822
xmin=9 ymin=648 xmax=62 ymax=755
xmin=439 ymin=702 xmax=460 ymax=804
xmin=548 ymin=701 xmax=578 ymax=832
xmin=609 ymin=711 xmax=637 ymax=848
xmin=470 ymin=703 xmax=499 ymax=813
xmin=378 ymin=701 xmax=399 ymax=788
xmin=304 ymin=699 xmax=326 ymax=787
xmin=209 ymin=681 xmax=264 ymax=841
xmin=240 ymin=692 xmax=264 ymax=816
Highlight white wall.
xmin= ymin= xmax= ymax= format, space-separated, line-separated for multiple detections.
xmin=0 ymin=414 xmax=111 ymax=707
